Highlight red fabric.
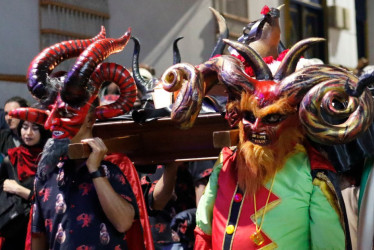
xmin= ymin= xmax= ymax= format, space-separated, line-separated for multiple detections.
xmin=104 ymin=153 xmax=154 ymax=250
xmin=0 ymin=237 xmax=3 ymax=249
xmin=212 ymin=147 xmax=277 ymax=249
xmin=306 ymin=144 xmax=336 ymax=172
xmin=8 ymin=146 xmax=42 ymax=181
xmin=194 ymin=227 xmax=212 ymax=250
xmin=24 ymin=204 xmax=33 ymax=250
xmin=276 ymin=49 xmax=289 ymax=62
xmin=260 ymin=5 xmax=270 ymax=15
xmin=231 ymin=49 xmax=290 ymax=77
xmin=5 ymin=146 xmax=41 ymax=250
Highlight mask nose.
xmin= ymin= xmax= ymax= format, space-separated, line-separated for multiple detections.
xmin=44 ymin=111 xmax=59 ymax=129
xmin=250 ymin=118 xmax=261 ymax=131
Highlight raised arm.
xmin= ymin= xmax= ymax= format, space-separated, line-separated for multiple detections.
xmin=151 ymin=163 xmax=179 ymax=210
xmin=31 ymin=232 xmax=48 ymax=250
xmin=83 ymin=137 xmax=135 ymax=233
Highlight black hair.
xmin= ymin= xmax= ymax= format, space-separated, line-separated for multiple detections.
xmin=5 ymin=96 xmax=29 ymax=108
xmin=17 ymin=120 xmax=52 ymax=148
xmin=17 ymin=103 xmax=51 ymax=147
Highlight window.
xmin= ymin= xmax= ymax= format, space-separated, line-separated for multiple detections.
xmin=285 ymin=0 xmax=328 ymax=62
xmin=355 ymin=0 xmax=367 ymax=59
xmin=39 ymin=0 xmax=110 ymax=70
xmin=213 ymin=0 xmax=249 ymax=40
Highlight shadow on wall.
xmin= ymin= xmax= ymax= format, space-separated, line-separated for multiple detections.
xmin=0 ymin=82 xmax=35 ymax=108
xmin=108 ymin=0 xmax=214 ymax=77
xmin=199 ymin=15 xmax=217 ymax=61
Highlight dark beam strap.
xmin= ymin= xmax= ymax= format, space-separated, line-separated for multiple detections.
xmin=0 ymin=74 xmax=26 ymax=83
xmin=223 ymin=186 xmax=244 ymax=249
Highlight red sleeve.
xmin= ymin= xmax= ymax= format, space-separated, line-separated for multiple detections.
xmin=24 ymin=205 xmax=33 ymax=250
xmin=305 ymin=143 xmax=336 ymax=172
xmin=105 ymin=153 xmax=155 ymax=250
xmin=194 ymin=227 xmax=212 ymax=250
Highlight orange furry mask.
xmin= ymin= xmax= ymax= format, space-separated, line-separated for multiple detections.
xmin=235 ymin=93 xmax=304 ymax=195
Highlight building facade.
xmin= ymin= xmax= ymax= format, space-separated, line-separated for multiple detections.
xmin=0 ymin=0 xmax=372 ymax=107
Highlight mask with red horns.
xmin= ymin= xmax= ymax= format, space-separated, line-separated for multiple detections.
xmin=10 ymin=27 xmax=137 ymax=139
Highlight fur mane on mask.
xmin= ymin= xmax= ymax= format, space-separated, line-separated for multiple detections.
xmin=236 ymin=125 xmax=304 ymax=195
xmin=235 ymin=94 xmax=304 ymax=195
xmin=240 ymin=93 xmax=297 ymax=117
xmin=37 ymin=138 xmax=70 ymax=181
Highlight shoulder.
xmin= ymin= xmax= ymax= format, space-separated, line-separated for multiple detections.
xmin=100 ymin=160 xmax=123 ymax=175
xmin=100 ymin=160 xmax=134 ymax=186
xmin=305 ymin=144 xmax=336 ymax=172
xmin=0 ymin=129 xmax=12 ymax=139
xmin=101 ymin=160 xmax=120 ymax=168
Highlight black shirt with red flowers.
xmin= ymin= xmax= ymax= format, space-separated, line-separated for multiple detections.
xmin=32 ymin=159 xmax=138 ymax=249
xmin=140 ymin=161 xmax=213 ymax=248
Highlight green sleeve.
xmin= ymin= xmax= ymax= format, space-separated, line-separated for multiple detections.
xmin=358 ymin=157 xmax=374 ymax=212
xmin=195 ymin=161 xmax=223 ymax=235
xmin=310 ymin=183 xmax=345 ymax=249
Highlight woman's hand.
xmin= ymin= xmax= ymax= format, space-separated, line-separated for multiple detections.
xmin=3 ymin=179 xmax=22 ymax=194
xmin=3 ymin=179 xmax=31 ymax=199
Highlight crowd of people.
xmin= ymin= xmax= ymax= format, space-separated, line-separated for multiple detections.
xmin=0 ymin=4 xmax=373 ymax=250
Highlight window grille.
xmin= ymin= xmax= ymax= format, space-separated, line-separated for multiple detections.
xmin=39 ymin=0 xmax=110 ymax=70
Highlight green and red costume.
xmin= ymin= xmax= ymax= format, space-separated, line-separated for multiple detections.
xmin=195 ymin=145 xmax=347 ymax=249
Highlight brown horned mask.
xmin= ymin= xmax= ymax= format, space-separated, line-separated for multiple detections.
xmin=161 ymin=37 xmax=374 ymax=145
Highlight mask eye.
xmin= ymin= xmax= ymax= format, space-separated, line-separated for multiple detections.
xmin=243 ymin=111 xmax=256 ymax=123
xmin=58 ymin=108 xmax=75 ymax=118
xmin=262 ymin=113 xmax=286 ymax=124
xmin=64 ymin=112 xmax=75 ymax=118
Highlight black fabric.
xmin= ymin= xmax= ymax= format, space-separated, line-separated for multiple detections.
xmin=132 ymin=107 xmax=172 ymax=124
xmin=310 ymin=120 xmax=374 ymax=175
xmin=0 ymin=157 xmax=30 ymax=240
xmin=0 ymin=191 xmax=28 ymax=238
xmin=170 ymin=208 xmax=196 ymax=246
xmin=0 ymin=109 xmax=8 ymax=130
xmin=131 ymin=95 xmax=227 ymax=125
xmin=188 ymin=160 xmax=214 ymax=183
xmin=223 ymin=186 xmax=243 ymax=250
xmin=0 ymin=129 xmax=20 ymax=156
xmin=32 ymin=159 xmax=138 ymax=249
xmin=140 ymin=165 xmax=196 ymax=246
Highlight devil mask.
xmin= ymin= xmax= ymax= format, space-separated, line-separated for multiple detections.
xmin=10 ymin=27 xmax=137 ymax=140
xmin=161 ymin=37 xmax=374 ymax=146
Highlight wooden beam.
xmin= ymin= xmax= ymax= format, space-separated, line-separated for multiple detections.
xmin=68 ymin=135 xmax=141 ymax=159
xmin=213 ymin=129 xmax=239 ymax=148
xmin=69 ymin=113 xmax=233 ymax=165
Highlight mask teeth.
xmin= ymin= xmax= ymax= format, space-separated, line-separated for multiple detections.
xmin=253 ymin=139 xmax=266 ymax=144
xmin=251 ymin=133 xmax=268 ymax=144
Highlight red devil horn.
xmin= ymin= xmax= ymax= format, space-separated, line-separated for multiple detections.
xmin=27 ymin=26 xmax=106 ymax=101
xmin=61 ymin=28 xmax=132 ymax=107
xmin=91 ymin=63 xmax=137 ymax=120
